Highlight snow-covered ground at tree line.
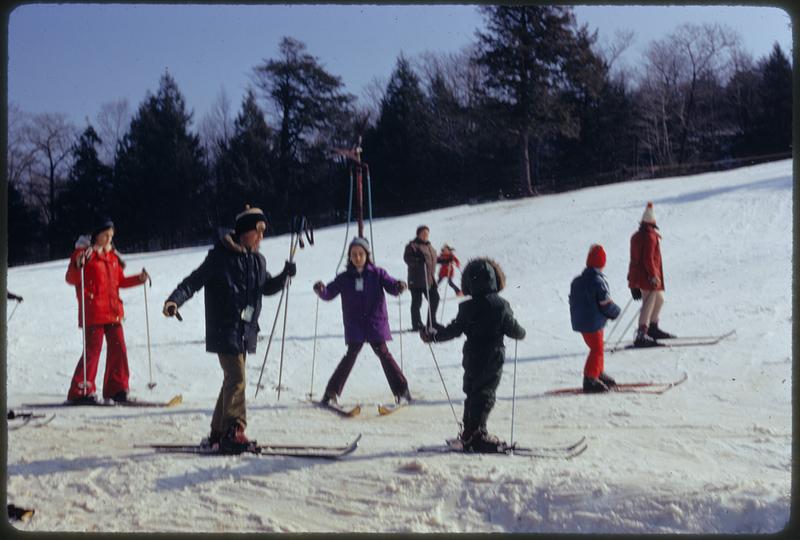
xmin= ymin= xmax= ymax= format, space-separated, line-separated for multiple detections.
xmin=4 ymin=159 xmax=792 ymax=533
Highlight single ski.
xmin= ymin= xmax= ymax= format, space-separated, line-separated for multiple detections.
xmin=21 ymin=394 xmax=182 ymax=409
xmin=417 ymin=437 xmax=587 ymax=459
xmin=544 ymin=372 xmax=688 ymax=396
xmin=137 ymin=434 xmax=361 ymax=459
xmin=377 ymin=402 xmax=408 ymax=416
xmin=312 ymin=400 xmax=361 ymax=417
xmin=8 ymin=411 xmax=55 ymax=430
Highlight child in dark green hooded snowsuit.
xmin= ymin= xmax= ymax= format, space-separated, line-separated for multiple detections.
xmin=420 ymin=257 xmax=526 ymax=452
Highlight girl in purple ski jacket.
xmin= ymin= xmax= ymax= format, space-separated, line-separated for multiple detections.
xmin=313 ymin=237 xmax=411 ymax=405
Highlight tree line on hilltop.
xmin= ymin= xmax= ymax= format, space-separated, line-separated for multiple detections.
xmin=7 ymin=6 xmax=792 ymax=265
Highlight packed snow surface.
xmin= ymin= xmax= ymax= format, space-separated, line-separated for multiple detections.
xmin=5 ymin=160 xmax=792 ymax=533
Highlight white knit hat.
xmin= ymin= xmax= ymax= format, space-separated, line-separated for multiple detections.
xmin=641 ymin=202 xmax=656 ymax=224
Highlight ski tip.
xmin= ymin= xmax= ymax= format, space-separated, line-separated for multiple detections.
xmin=166 ymin=394 xmax=183 ymax=407
xmin=352 ymin=433 xmax=363 ymax=446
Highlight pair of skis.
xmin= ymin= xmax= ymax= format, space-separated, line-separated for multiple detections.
xmin=607 ymin=330 xmax=735 ymax=352
xmin=313 ymin=400 xmax=407 ymax=418
xmin=19 ymin=394 xmax=183 ymax=409
xmin=417 ymin=435 xmax=588 ymax=459
xmin=137 ymin=434 xmax=362 ymax=459
xmin=545 ymin=372 xmax=689 ymax=396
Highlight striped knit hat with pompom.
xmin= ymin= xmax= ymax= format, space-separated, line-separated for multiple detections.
xmin=235 ymin=205 xmax=267 ymax=235
xmin=641 ymin=202 xmax=656 ymax=224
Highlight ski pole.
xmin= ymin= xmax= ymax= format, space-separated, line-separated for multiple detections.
xmin=142 ymin=269 xmax=156 ymax=390
xmin=277 ymin=216 xmax=305 ymax=401
xmin=365 ymin=164 xmax=375 ymax=263
xmin=423 ymin=262 xmax=461 ymax=430
xmin=510 ymin=339 xmax=518 ymax=449
xmin=254 ymin=222 xmax=296 ymax=398
xmin=79 ymin=254 xmax=89 ymax=396
xmin=605 ymin=296 xmax=633 ymax=344
xmin=398 ymin=294 xmax=404 ymax=371
xmin=308 ymin=295 xmax=320 ymax=400
xmin=7 ymin=300 xmax=20 ymax=323
xmin=423 ymin=262 xmax=435 ymax=332
xmin=254 ymin=285 xmax=285 ymax=397
xmin=439 ymin=275 xmax=449 ymax=322
xmin=611 ymin=305 xmax=642 ymax=352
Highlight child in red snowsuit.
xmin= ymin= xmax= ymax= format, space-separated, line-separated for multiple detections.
xmin=437 ymin=244 xmax=463 ymax=297
xmin=65 ymin=220 xmax=148 ymax=403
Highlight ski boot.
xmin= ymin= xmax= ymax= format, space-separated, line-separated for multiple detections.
xmin=67 ymin=393 xmax=100 ymax=405
xmin=219 ymin=423 xmax=252 ymax=454
xmin=583 ymin=376 xmax=610 ymax=393
xmin=395 ymin=388 xmax=412 ymax=405
xmin=200 ymin=430 xmax=222 ymax=451
xmin=462 ymin=428 xmax=508 ymax=453
xmin=647 ymin=321 xmax=676 ymax=340
xmin=598 ymin=372 xmax=617 ymax=389
xmin=111 ymin=391 xmax=129 ymax=403
xmin=633 ymin=325 xmax=660 ymax=348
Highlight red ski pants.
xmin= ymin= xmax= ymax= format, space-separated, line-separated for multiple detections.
xmin=581 ymin=329 xmax=605 ymax=379
xmin=67 ymin=323 xmax=130 ymax=400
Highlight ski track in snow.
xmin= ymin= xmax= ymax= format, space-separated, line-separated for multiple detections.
xmin=5 ymin=160 xmax=792 ymax=533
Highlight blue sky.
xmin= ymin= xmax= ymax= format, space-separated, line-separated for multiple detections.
xmin=7 ymin=4 xmax=793 ymax=128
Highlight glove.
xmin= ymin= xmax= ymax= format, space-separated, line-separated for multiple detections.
xmin=7 ymin=293 xmax=22 ymax=302
xmin=397 ymin=281 xmax=408 ymax=294
xmin=630 ymin=288 xmax=642 ymax=301
xmin=313 ymin=281 xmax=324 ymax=294
xmin=163 ymin=301 xmax=178 ymax=317
xmin=283 ymin=260 xmax=297 ymax=278
xmin=77 ymin=248 xmax=92 ymax=268
xmin=419 ymin=327 xmax=438 ymax=343
xmin=139 ymin=269 xmax=150 ymax=283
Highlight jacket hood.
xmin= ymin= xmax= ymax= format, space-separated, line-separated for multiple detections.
xmin=461 ymin=257 xmax=505 ymax=296
xmin=216 ymin=227 xmax=248 ymax=254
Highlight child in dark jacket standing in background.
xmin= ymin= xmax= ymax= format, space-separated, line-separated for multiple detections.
xmin=569 ymin=244 xmax=621 ymax=393
xmin=421 ymin=257 xmax=526 ymax=453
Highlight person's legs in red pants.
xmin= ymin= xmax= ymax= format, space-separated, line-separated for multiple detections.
xmin=102 ymin=323 xmax=130 ymax=400
xmin=67 ymin=325 xmax=104 ymax=400
xmin=581 ymin=329 xmax=605 ymax=379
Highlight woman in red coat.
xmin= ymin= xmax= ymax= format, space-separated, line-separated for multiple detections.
xmin=65 ymin=220 xmax=148 ymax=403
xmin=627 ymin=202 xmax=675 ymax=347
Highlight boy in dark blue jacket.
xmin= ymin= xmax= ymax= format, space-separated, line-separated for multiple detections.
xmin=569 ymin=244 xmax=621 ymax=393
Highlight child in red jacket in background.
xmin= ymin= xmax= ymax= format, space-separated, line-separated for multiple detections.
xmin=437 ymin=244 xmax=463 ymax=297
xmin=65 ymin=219 xmax=148 ymax=403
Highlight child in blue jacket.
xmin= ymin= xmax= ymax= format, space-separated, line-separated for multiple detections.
xmin=569 ymin=244 xmax=621 ymax=393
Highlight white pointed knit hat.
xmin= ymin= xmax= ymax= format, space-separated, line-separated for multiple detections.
xmin=641 ymin=201 xmax=656 ymax=224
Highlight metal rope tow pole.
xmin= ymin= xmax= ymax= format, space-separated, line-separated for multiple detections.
xmin=423 ymin=261 xmax=461 ymax=430
xmin=142 ymin=269 xmax=156 ymax=390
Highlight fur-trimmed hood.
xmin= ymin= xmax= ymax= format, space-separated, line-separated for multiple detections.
xmin=461 ymin=257 xmax=506 ymax=296
xmin=217 ymin=227 xmax=249 ymax=254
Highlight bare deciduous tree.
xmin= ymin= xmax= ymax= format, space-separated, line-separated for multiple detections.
xmin=197 ymin=86 xmax=234 ymax=165
xmin=95 ymin=99 xmax=131 ymax=166
xmin=22 ymin=112 xmax=77 ymax=256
